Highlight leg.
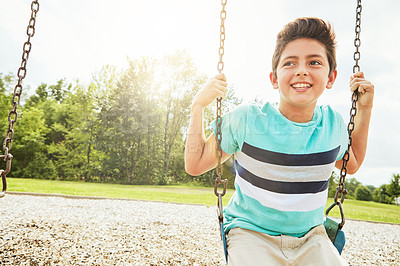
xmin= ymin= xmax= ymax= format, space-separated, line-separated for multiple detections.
xmin=292 ymin=225 xmax=348 ymax=266
xmin=226 ymin=228 xmax=288 ymax=266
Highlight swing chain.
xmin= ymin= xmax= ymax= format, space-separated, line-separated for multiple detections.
xmin=335 ymin=0 xmax=362 ymax=206
xmin=0 ymin=0 xmax=39 ymax=198
xmin=353 ymin=0 xmax=362 ymax=73
xmin=215 ymin=0 xmax=228 ymax=198
xmin=217 ymin=0 xmax=227 ymax=74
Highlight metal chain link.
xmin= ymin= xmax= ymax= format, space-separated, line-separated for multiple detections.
xmin=334 ymin=0 xmax=362 ymax=210
xmin=217 ymin=0 xmax=227 ymax=74
xmin=215 ymin=0 xmax=228 ymax=248
xmin=215 ymin=0 xmax=227 ymax=199
xmin=0 ymin=0 xmax=40 ymax=198
xmin=353 ymin=0 xmax=362 ymax=74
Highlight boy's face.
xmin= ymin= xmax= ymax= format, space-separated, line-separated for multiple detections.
xmin=270 ymin=38 xmax=337 ymax=110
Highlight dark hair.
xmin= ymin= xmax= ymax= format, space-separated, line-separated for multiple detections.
xmin=272 ymin=17 xmax=337 ymax=78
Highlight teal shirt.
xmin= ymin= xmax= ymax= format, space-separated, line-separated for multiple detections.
xmin=211 ymin=102 xmax=348 ymax=237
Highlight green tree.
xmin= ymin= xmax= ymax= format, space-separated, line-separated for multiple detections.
xmin=12 ymin=79 xmax=87 ymax=181
xmin=372 ymin=184 xmax=392 ymax=204
xmin=366 ymin=185 xmax=376 ymax=193
xmin=0 ymin=73 xmax=15 ymax=139
xmin=387 ymin=173 xmax=400 ymax=199
xmin=159 ymin=51 xmax=204 ymax=177
xmin=49 ymin=79 xmax=71 ymax=103
xmin=355 ymin=185 xmax=372 ymax=201
xmin=49 ymin=83 xmax=99 ymax=181
xmin=69 ymin=82 xmax=105 ymax=181
xmin=328 ymin=171 xmax=339 ymax=198
xmin=94 ymin=59 xmax=163 ymax=184
xmin=344 ymin=177 xmax=361 ymax=199
xmin=25 ymin=84 xmax=48 ymax=107
xmin=11 ymin=106 xmax=56 ymax=179
xmin=88 ymin=66 xmax=119 ymax=182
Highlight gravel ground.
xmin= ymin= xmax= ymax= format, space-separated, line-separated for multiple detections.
xmin=0 ymin=194 xmax=399 ymax=265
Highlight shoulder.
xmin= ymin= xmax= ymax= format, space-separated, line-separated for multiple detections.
xmin=224 ymin=102 xmax=275 ymax=124
xmin=319 ymin=105 xmax=340 ymax=115
xmin=230 ymin=102 xmax=252 ymax=114
xmin=225 ymin=102 xmax=264 ymax=119
xmin=318 ymin=105 xmax=345 ymax=124
xmin=233 ymin=102 xmax=273 ymax=115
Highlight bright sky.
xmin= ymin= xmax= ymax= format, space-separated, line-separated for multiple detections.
xmin=1 ymin=0 xmax=399 ymax=187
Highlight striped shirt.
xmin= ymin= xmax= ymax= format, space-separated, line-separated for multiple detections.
xmin=211 ymin=102 xmax=348 ymax=237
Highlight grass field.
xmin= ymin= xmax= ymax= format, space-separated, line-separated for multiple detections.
xmin=6 ymin=177 xmax=235 ymax=206
xmin=6 ymin=177 xmax=400 ymax=224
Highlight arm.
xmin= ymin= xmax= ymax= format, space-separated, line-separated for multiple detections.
xmin=185 ymin=73 xmax=231 ymax=176
xmin=335 ymin=72 xmax=374 ymax=174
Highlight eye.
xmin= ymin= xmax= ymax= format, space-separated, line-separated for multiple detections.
xmin=283 ymin=61 xmax=294 ymax=67
xmin=310 ymin=60 xmax=322 ymax=66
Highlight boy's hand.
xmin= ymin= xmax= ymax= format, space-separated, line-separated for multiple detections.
xmin=350 ymin=72 xmax=374 ymax=108
xmin=192 ymin=73 xmax=228 ymax=109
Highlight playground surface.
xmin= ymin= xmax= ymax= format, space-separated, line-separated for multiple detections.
xmin=1 ymin=194 xmax=399 ymax=265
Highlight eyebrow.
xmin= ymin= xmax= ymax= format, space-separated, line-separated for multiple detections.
xmin=281 ymin=54 xmax=324 ymax=61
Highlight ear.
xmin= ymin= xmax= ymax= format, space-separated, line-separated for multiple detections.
xmin=326 ymin=69 xmax=337 ymax=89
xmin=269 ymin=72 xmax=279 ymax=89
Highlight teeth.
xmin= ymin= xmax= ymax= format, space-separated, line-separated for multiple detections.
xmin=292 ymin=83 xmax=311 ymax=89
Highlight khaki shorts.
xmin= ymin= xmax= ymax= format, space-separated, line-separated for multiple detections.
xmin=226 ymin=225 xmax=348 ymax=266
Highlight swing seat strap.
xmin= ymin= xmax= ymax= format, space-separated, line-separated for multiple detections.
xmin=324 ymin=216 xmax=345 ymax=255
xmin=333 ymin=228 xmax=346 ymax=255
xmin=324 ymin=200 xmax=346 ymax=255
xmin=217 ymin=193 xmax=228 ymax=262
xmin=220 ymin=220 xmax=228 ymax=262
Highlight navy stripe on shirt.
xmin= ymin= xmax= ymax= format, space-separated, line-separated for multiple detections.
xmin=235 ymin=160 xmax=330 ymax=194
xmin=241 ymin=142 xmax=340 ymax=166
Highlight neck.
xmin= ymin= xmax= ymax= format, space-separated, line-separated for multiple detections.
xmin=278 ymin=102 xmax=315 ymax=123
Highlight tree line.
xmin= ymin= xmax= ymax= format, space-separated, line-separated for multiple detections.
xmin=0 ymin=51 xmax=240 ymax=186
xmin=1 ymin=51 xmax=399 ymax=204
xmin=328 ymin=172 xmax=400 ymax=205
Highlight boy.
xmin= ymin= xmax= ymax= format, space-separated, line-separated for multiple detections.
xmin=185 ymin=17 xmax=374 ymax=265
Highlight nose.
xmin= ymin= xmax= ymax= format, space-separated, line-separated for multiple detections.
xmin=295 ymin=66 xmax=309 ymax=76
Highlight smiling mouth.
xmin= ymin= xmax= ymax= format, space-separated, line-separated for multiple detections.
xmin=291 ymin=83 xmax=312 ymax=91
